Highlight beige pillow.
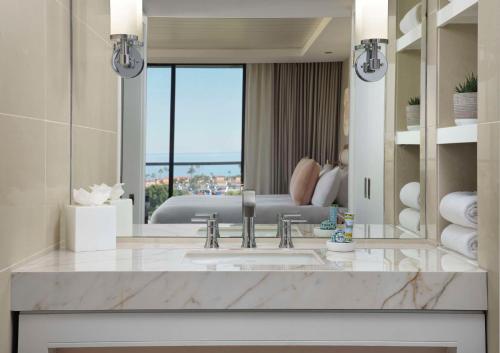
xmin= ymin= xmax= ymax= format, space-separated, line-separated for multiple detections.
xmin=289 ymin=158 xmax=320 ymax=205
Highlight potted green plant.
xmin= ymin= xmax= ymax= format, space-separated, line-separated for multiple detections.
xmin=406 ymin=96 xmax=420 ymax=131
xmin=453 ymin=73 xmax=477 ymax=125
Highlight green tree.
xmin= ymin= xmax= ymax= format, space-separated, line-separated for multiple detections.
xmin=145 ymin=184 xmax=169 ymax=219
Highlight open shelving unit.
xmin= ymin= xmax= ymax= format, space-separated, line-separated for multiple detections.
xmin=396 ymin=25 xmax=422 ymax=52
xmin=434 ymin=0 xmax=478 ymax=240
xmin=389 ymin=0 xmax=425 ymax=232
xmin=437 ymin=124 xmax=477 ymax=144
xmin=396 ymin=130 xmax=420 ymax=145
xmin=437 ymin=0 xmax=478 ymax=27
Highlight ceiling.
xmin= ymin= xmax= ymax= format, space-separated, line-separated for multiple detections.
xmin=144 ymin=0 xmax=353 ymax=63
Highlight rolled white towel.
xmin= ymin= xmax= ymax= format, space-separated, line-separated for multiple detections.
xmin=399 ymin=3 xmax=422 ymax=34
xmin=440 ymin=253 xmax=477 ymax=272
xmin=441 ymin=224 xmax=478 ymax=259
xmin=439 ymin=191 xmax=477 ymax=228
xmin=399 ymin=208 xmax=420 ymax=233
xmin=400 ymin=182 xmax=420 ymax=210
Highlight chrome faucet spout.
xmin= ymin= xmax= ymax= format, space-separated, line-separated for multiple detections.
xmin=241 ymin=189 xmax=256 ymax=248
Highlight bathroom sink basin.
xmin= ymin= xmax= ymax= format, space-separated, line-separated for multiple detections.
xmin=183 ymin=249 xmax=323 ymax=266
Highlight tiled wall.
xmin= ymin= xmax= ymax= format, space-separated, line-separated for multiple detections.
xmin=0 ymin=0 xmax=119 ymax=351
xmin=0 ymin=0 xmax=71 ymax=351
xmin=477 ymin=0 xmax=500 ymax=351
xmin=71 ymin=0 xmax=119 ymax=189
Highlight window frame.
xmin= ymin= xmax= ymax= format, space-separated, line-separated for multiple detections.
xmin=145 ymin=63 xmax=246 ymax=198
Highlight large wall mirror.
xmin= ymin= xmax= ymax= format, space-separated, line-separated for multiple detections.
xmin=71 ymin=0 xmax=428 ymax=239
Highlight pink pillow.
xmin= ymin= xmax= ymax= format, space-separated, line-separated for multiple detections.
xmin=289 ymin=158 xmax=320 ymax=205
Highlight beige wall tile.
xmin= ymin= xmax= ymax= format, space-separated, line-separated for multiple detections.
xmin=0 ymin=0 xmax=46 ymax=118
xmin=478 ymin=1 xmax=500 ymax=350
xmin=477 ymin=122 xmax=500 ymax=352
xmin=47 ymin=122 xmax=71 ymax=205
xmin=0 ymin=116 xmax=46 ymax=270
xmin=73 ymin=0 xmax=111 ymax=42
xmin=72 ymin=18 xmax=118 ymax=132
xmin=0 ymin=271 xmax=11 ymax=353
xmin=72 ymin=127 xmax=118 ymax=189
xmin=478 ymin=0 xmax=500 ymax=124
xmin=46 ymin=0 xmax=71 ymax=123
xmin=0 ymin=1 xmax=72 ymax=351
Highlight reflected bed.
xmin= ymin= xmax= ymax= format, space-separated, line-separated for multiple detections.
xmin=151 ymin=194 xmax=331 ymax=224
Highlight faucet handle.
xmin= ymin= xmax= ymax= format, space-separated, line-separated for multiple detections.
xmin=194 ymin=212 xmax=218 ymax=219
xmin=281 ymin=214 xmax=302 ymax=220
xmin=282 ymin=214 xmax=307 ymax=224
xmin=279 ymin=215 xmax=306 ymax=249
xmin=192 ymin=213 xmax=220 ymax=249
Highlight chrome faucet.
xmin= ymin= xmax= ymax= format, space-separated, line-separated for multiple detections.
xmin=241 ymin=189 xmax=256 ymax=248
xmin=192 ymin=213 xmax=219 ymax=249
xmin=278 ymin=214 xmax=306 ymax=249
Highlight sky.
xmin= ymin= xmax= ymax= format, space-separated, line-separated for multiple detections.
xmin=146 ymin=66 xmax=243 ymax=163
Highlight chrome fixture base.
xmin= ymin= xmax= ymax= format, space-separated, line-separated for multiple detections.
xmin=241 ymin=217 xmax=257 ymax=248
xmin=354 ymin=38 xmax=389 ymax=82
xmin=110 ymin=34 xmax=144 ymax=79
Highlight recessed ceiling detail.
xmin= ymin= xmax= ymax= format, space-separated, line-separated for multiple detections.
xmin=148 ymin=18 xmax=325 ymax=50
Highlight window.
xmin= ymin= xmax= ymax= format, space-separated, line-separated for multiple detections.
xmin=145 ymin=65 xmax=245 ymax=219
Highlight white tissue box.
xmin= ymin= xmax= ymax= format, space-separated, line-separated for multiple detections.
xmin=66 ymin=205 xmax=116 ymax=252
xmin=108 ymin=198 xmax=133 ymax=237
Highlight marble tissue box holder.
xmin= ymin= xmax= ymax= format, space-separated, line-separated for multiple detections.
xmin=66 ymin=183 xmax=130 ymax=252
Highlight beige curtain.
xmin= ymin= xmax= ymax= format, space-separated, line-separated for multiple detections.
xmin=271 ymin=62 xmax=343 ymax=194
xmin=243 ymin=64 xmax=274 ymax=194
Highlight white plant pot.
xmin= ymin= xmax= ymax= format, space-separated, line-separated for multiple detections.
xmin=406 ymin=104 xmax=420 ymax=130
xmin=453 ymin=92 xmax=477 ymax=122
xmin=108 ymin=198 xmax=133 ymax=237
xmin=66 ymin=205 xmax=117 ymax=252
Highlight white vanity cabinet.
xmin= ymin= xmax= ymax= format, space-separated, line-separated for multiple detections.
xmin=11 ymin=246 xmax=487 ymax=353
xmin=18 ymin=312 xmax=485 ymax=353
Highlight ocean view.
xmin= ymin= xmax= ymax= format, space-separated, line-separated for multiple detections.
xmin=145 ymin=152 xmax=242 ymax=179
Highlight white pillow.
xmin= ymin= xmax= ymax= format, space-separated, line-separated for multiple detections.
xmin=311 ymin=167 xmax=342 ymax=207
xmin=335 ymin=168 xmax=349 ymax=207
xmin=319 ymin=163 xmax=334 ymax=177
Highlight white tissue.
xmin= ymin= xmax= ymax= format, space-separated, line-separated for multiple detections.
xmin=109 ymin=183 xmax=125 ymax=200
xmin=73 ymin=188 xmax=109 ymax=206
xmin=73 ymin=183 xmax=125 ymax=206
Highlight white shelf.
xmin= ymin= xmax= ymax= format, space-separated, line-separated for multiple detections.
xmin=396 ymin=130 xmax=420 ymax=145
xmin=437 ymin=0 xmax=478 ymax=27
xmin=437 ymin=124 xmax=477 ymax=144
xmin=396 ymin=25 xmax=422 ymax=52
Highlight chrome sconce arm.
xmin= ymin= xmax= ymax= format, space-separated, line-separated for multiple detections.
xmin=110 ymin=34 xmax=144 ymax=79
xmin=354 ymin=38 xmax=389 ymax=82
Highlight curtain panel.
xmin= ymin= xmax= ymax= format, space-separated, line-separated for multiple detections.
xmin=243 ymin=64 xmax=274 ymax=194
xmin=271 ymin=62 xmax=343 ymax=194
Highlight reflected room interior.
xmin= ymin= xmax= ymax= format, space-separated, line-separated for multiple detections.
xmin=119 ymin=2 xmax=426 ymax=240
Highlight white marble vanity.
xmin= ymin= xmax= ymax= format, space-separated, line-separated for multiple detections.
xmin=12 ymin=238 xmax=487 ymax=352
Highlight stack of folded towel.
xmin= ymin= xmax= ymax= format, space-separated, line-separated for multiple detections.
xmin=399 ymin=182 xmax=420 ymax=233
xmin=439 ymin=191 xmax=478 ymax=259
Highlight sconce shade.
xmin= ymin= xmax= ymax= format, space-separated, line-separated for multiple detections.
xmin=355 ymin=0 xmax=388 ymax=42
xmin=110 ymin=0 xmax=143 ymax=40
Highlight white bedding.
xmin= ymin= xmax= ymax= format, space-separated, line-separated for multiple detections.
xmin=151 ymin=194 xmax=330 ymax=224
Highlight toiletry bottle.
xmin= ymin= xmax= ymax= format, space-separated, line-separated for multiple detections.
xmin=344 ymin=212 xmax=354 ymax=242
xmin=329 ymin=203 xmax=338 ymax=225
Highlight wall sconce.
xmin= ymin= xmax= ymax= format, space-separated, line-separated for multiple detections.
xmin=354 ymin=0 xmax=389 ymax=82
xmin=110 ymin=0 xmax=144 ymax=79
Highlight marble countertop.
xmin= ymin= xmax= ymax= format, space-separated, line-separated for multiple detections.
xmin=131 ymin=223 xmax=420 ymax=239
xmin=11 ymin=239 xmax=486 ymax=312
